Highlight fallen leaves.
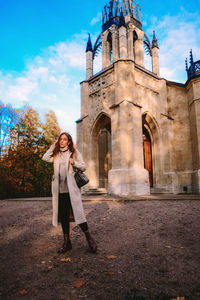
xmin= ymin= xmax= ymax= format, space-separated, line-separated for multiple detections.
xmin=19 ymin=289 xmax=28 ymax=295
xmin=73 ymin=279 xmax=86 ymax=288
xmin=165 ymin=245 xmax=185 ymax=249
xmin=60 ymin=257 xmax=71 ymax=262
xmin=106 ymin=255 xmax=117 ymax=259
xmin=106 ymin=272 xmax=115 ymax=275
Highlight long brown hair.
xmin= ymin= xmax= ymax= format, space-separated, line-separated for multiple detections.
xmin=53 ymin=132 xmax=75 ymax=157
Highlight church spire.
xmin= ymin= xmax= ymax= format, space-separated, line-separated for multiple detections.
xmin=102 ymin=0 xmax=142 ymax=32
xmin=86 ymin=34 xmax=93 ymax=79
xmin=152 ymin=30 xmax=159 ymax=48
xmin=86 ymin=34 xmax=93 ymax=52
xmin=151 ymin=30 xmax=160 ymax=76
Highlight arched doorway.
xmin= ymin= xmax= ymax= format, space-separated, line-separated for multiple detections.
xmin=142 ymin=112 xmax=161 ymax=189
xmin=91 ymin=113 xmax=112 ymax=189
xmin=143 ymin=126 xmax=153 ymax=187
xmin=98 ymin=123 xmax=111 ymax=188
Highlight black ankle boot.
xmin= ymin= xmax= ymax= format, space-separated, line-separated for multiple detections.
xmin=84 ymin=231 xmax=97 ymax=253
xmin=58 ymin=234 xmax=72 ymax=253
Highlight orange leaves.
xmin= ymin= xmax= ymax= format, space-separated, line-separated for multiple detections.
xmin=73 ymin=279 xmax=86 ymax=288
xmin=1 ymin=105 xmax=59 ymax=198
xmin=19 ymin=289 xmax=28 ymax=295
xmin=60 ymin=257 xmax=71 ymax=262
xmin=80 ymin=257 xmax=85 ymax=261
xmin=106 ymin=272 xmax=115 ymax=275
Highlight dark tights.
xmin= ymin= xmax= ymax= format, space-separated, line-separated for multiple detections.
xmin=58 ymin=193 xmax=88 ymax=235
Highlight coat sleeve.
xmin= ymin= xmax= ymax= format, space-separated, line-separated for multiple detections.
xmin=73 ymin=149 xmax=86 ymax=172
xmin=42 ymin=144 xmax=55 ymax=163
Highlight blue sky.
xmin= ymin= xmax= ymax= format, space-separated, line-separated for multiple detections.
xmin=0 ymin=0 xmax=200 ymax=139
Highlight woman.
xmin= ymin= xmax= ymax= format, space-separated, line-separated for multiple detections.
xmin=42 ymin=132 xmax=97 ymax=253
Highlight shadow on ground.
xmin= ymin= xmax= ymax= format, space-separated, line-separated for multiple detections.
xmin=0 ymin=198 xmax=200 ymax=300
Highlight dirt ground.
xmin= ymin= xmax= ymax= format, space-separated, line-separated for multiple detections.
xmin=0 ymin=196 xmax=200 ymax=300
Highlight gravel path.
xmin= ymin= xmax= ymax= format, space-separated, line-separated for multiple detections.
xmin=0 ymin=198 xmax=200 ymax=300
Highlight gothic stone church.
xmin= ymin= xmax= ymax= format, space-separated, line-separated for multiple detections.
xmin=76 ymin=0 xmax=200 ymax=195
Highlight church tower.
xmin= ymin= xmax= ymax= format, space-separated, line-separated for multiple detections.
xmin=77 ymin=0 xmax=200 ymax=195
xmin=85 ymin=0 xmax=159 ymax=77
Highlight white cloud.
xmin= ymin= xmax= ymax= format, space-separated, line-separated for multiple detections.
xmin=49 ymin=42 xmax=85 ymax=69
xmin=145 ymin=8 xmax=200 ymax=82
xmin=0 ymin=34 xmax=88 ymax=140
xmin=28 ymin=67 xmax=49 ymax=81
xmin=5 ymin=79 xmax=38 ymax=103
xmin=90 ymin=12 xmax=102 ymax=26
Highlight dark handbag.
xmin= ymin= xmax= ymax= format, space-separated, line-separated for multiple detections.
xmin=74 ymin=168 xmax=89 ymax=188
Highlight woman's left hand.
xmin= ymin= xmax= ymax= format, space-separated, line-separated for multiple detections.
xmin=69 ymin=158 xmax=74 ymax=165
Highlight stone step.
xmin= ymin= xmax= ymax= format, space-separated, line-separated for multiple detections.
xmin=150 ymin=187 xmax=169 ymax=194
xmin=84 ymin=188 xmax=107 ymax=195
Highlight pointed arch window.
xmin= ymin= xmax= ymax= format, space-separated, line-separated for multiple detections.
xmin=107 ymin=31 xmax=113 ymax=64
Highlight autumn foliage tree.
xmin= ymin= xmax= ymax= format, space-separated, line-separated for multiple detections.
xmin=42 ymin=110 xmax=60 ymax=144
xmin=0 ymin=105 xmax=61 ymax=199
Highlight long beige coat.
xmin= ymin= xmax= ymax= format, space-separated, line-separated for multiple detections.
xmin=42 ymin=144 xmax=87 ymax=226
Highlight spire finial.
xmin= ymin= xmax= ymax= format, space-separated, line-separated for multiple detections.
xmin=189 ymin=49 xmax=194 ymax=64
xmin=86 ymin=34 xmax=93 ymax=52
xmin=152 ymin=30 xmax=159 ymax=48
xmin=185 ymin=58 xmax=188 ymax=72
